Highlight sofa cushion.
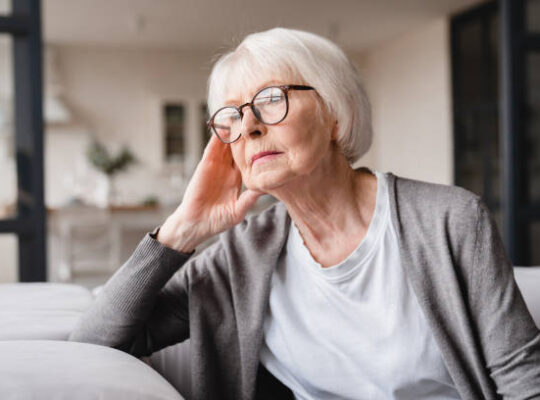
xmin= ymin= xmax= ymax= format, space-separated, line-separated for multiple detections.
xmin=0 ymin=340 xmax=184 ymax=400
xmin=0 ymin=283 xmax=93 ymax=340
xmin=150 ymin=340 xmax=193 ymax=399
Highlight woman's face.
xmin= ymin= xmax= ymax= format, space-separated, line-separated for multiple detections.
xmin=227 ymin=79 xmax=336 ymax=192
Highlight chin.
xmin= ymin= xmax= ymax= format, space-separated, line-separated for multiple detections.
xmin=246 ymin=168 xmax=294 ymax=192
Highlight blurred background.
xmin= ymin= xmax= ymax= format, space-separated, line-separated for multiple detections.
xmin=0 ymin=0 xmax=538 ymax=288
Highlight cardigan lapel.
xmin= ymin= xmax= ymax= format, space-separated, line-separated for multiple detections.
xmin=230 ymin=203 xmax=292 ymax=399
xmin=385 ymin=172 xmax=495 ymax=399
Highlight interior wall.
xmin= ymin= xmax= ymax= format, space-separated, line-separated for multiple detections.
xmin=353 ymin=17 xmax=453 ymax=185
xmin=0 ymin=234 xmax=17 ymax=283
xmin=44 ymin=45 xmax=217 ymax=208
xmin=57 ymin=45 xmax=213 ymax=170
xmin=0 ymin=37 xmax=15 ymax=200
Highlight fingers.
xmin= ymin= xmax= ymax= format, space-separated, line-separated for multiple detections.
xmin=202 ymin=134 xmax=223 ymax=159
xmin=232 ymin=161 xmax=243 ymax=188
xmin=235 ymin=189 xmax=263 ymax=220
xmin=203 ymin=134 xmax=234 ymax=167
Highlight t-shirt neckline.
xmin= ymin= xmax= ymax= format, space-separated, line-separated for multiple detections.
xmin=287 ymin=170 xmax=389 ymax=282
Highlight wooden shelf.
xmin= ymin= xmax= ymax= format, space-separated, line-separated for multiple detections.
xmin=46 ymin=203 xmax=162 ymax=215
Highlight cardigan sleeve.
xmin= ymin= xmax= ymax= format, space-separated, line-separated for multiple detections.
xmin=68 ymin=226 xmax=196 ymax=358
xmin=469 ymin=199 xmax=540 ymax=398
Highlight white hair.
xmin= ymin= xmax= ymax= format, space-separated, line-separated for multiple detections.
xmin=207 ymin=27 xmax=372 ymax=164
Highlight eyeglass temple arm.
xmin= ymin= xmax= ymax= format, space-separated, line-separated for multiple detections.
xmin=286 ymin=85 xmax=315 ymax=91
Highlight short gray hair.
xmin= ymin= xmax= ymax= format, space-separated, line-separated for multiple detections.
xmin=207 ymin=27 xmax=372 ymax=164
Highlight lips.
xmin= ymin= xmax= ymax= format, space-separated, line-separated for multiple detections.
xmin=251 ymin=151 xmax=283 ymax=164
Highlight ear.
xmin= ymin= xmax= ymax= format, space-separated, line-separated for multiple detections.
xmin=330 ymin=120 xmax=339 ymax=141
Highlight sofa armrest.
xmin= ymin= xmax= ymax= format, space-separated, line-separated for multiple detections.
xmin=0 ymin=340 xmax=183 ymax=400
xmin=148 ymin=340 xmax=192 ymax=399
xmin=0 ymin=283 xmax=93 ymax=340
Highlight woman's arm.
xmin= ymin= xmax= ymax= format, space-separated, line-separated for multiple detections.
xmin=68 ymin=229 xmax=194 ymax=357
xmin=469 ymin=199 xmax=540 ymax=398
xmin=69 ymin=134 xmax=262 ymax=358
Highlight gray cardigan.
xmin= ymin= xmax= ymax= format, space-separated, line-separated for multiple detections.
xmin=69 ymin=172 xmax=540 ymax=399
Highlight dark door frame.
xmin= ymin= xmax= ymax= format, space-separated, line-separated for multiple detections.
xmin=500 ymin=0 xmax=540 ymax=265
xmin=0 ymin=0 xmax=46 ymax=281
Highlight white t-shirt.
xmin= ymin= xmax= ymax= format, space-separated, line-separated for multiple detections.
xmin=259 ymin=171 xmax=461 ymax=400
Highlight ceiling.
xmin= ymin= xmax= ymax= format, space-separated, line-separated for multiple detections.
xmin=42 ymin=0 xmax=486 ymax=52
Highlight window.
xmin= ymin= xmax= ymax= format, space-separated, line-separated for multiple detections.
xmin=452 ymin=2 xmax=500 ymax=225
xmin=452 ymin=0 xmax=540 ymax=265
xmin=200 ymin=102 xmax=211 ymax=150
xmin=163 ymin=103 xmax=185 ymax=162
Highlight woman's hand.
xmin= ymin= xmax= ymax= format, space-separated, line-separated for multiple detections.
xmin=157 ymin=135 xmax=263 ymax=253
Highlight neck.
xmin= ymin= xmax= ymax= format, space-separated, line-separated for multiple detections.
xmin=267 ymin=150 xmax=377 ymax=267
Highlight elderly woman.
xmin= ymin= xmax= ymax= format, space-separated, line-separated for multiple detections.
xmin=70 ymin=28 xmax=540 ymax=399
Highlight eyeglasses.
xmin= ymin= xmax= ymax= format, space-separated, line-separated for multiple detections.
xmin=207 ymin=84 xmax=315 ymax=144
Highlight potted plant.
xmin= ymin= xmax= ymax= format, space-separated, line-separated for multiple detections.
xmin=86 ymin=139 xmax=137 ymax=207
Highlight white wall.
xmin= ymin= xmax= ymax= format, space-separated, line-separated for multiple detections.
xmin=57 ymin=45 xmax=212 ymax=169
xmin=0 ymin=234 xmax=17 ymax=283
xmin=354 ymin=18 xmax=453 ymax=185
xmin=45 ymin=45 xmax=216 ymax=208
xmin=0 ymin=37 xmax=15 ymax=204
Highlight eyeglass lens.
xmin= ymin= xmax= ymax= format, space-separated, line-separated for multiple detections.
xmin=212 ymin=86 xmax=287 ymax=143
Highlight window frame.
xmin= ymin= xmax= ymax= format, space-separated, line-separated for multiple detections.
xmin=452 ymin=0 xmax=540 ymax=265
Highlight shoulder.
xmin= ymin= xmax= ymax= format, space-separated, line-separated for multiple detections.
xmin=387 ymin=173 xmax=489 ymax=246
xmin=387 ymin=174 xmax=502 ymax=280
xmin=388 ymin=173 xmax=483 ymax=221
xmin=390 ymin=173 xmax=480 ymax=211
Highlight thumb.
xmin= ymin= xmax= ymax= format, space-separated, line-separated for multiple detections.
xmin=234 ymin=189 xmax=264 ymax=220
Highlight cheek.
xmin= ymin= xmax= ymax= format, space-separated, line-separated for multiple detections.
xmin=230 ymin=146 xmax=241 ymax=166
xmin=230 ymin=144 xmax=248 ymax=175
xmin=289 ymin=117 xmax=330 ymax=160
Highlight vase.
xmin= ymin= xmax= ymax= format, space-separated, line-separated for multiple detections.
xmin=98 ymin=174 xmax=117 ymax=208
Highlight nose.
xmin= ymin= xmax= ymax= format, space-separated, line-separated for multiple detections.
xmin=240 ymin=107 xmax=264 ymax=140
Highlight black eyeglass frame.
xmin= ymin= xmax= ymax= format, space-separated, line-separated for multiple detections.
xmin=207 ymin=84 xmax=315 ymax=144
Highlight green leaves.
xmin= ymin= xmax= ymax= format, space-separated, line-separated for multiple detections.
xmin=86 ymin=140 xmax=137 ymax=176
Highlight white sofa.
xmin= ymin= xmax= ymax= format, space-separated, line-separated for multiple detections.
xmin=1 ymin=267 xmax=539 ymax=400
xmin=0 ymin=283 xmax=184 ymax=400
xmin=513 ymin=267 xmax=540 ymax=327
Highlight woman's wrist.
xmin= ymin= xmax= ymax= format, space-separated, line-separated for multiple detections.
xmin=155 ymin=217 xmax=203 ymax=254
